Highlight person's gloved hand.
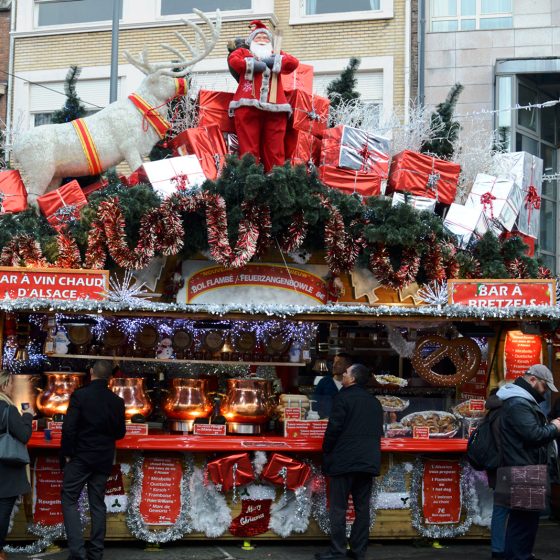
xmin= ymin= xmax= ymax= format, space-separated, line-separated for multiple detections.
xmin=262 ymin=56 xmax=276 ymax=69
xmin=253 ymin=59 xmax=267 ymax=73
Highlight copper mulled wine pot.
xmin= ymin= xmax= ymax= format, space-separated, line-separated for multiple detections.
xmin=109 ymin=377 xmax=153 ymax=420
xmin=163 ymin=378 xmax=212 ymax=421
xmin=220 ymin=378 xmax=270 ymax=424
xmin=36 ymin=372 xmax=85 ymax=417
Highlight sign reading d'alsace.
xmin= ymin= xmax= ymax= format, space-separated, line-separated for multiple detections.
xmin=448 ymin=279 xmax=555 ymax=308
xmin=0 ymin=267 xmax=109 ymax=301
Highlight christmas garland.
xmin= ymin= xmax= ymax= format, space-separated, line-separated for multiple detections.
xmin=368 ymin=244 xmax=421 ymax=290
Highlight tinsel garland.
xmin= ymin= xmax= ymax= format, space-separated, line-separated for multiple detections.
xmin=0 ymin=235 xmax=48 ymax=267
xmin=311 ymin=472 xmax=379 ymax=537
xmin=422 ymin=237 xmax=446 ymax=283
xmin=318 ymin=195 xmax=364 ymax=274
xmin=55 ymin=231 xmax=82 ymax=269
xmin=278 ymin=211 xmax=308 ymax=253
xmin=417 ymin=280 xmax=449 ymax=306
xmin=505 ymin=258 xmax=530 ymax=279
xmin=269 ymin=485 xmax=313 ymax=538
xmin=409 ymin=458 xmax=477 ymax=539
xmin=368 ymin=244 xmax=421 ymax=290
xmin=126 ymin=454 xmax=194 ymax=543
xmin=387 ymin=327 xmax=416 ymax=359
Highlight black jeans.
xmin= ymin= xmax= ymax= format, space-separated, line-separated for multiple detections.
xmin=504 ymin=509 xmax=540 ymax=560
xmin=0 ymin=495 xmax=18 ymax=551
xmin=61 ymin=458 xmax=109 ymax=560
xmin=328 ymin=473 xmax=374 ymax=560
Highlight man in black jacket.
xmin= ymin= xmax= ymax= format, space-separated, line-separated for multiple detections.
xmin=496 ymin=365 xmax=560 ymax=560
xmin=61 ymin=361 xmax=126 ymax=560
xmin=316 ymin=364 xmax=383 ymax=560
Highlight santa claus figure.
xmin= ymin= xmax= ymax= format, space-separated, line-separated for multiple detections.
xmin=228 ymin=20 xmax=299 ymax=172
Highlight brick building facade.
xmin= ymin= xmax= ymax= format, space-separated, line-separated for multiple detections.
xmin=0 ymin=1 xmax=11 ymax=129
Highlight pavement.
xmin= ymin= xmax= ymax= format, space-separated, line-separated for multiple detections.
xmin=19 ymin=520 xmax=560 ymax=560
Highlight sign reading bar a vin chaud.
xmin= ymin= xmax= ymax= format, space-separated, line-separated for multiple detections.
xmin=448 ymin=279 xmax=555 ymax=308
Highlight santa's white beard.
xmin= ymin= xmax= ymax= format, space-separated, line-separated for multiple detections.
xmin=250 ymin=41 xmax=273 ymax=59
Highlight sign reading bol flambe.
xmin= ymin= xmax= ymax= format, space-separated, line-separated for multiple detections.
xmin=0 ymin=267 xmax=109 ymax=300
xmin=448 ymin=279 xmax=555 ymax=307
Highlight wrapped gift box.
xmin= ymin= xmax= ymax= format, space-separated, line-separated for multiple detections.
xmin=391 ymin=192 xmax=436 ymax=213
xmin=281 ymin=63 xmax=314 ymax=94
xmin=494 ymin=151 xmax=543 ymax=238
xmin=387 ymin=150 xmax=460 ymax=205
xmin=142 ymin=155 xmax=206 ymax=198
xmin=260 ymin=453 xmax=311 ymax=491
xmin=287 ymin=90 xmax=330 ymax=137
xmin=198 ymin=90 xmax=236 ymax=134
xmin=466 ymin=173 xmax=523 ymax=233
xmin=443 ymin=203 xmax=489 ymax=248
xmin=321 ymin=125 xmax=390 ymax=176
xmin=206 ymin=453 xmax=254 ymax=492
xmin=169 ymin=125 xmax=227 ymax=180
xmin=319 ymin=165 xmax=383 ymax=198
xmin=500 ymin=231 xmax=536 ymax=257
xmin=0 ymin=170 xmax=28 ymax=214
xmin=37 ymin=180 xmax=87 ymax=230
xmin=285 ymin=128 xmax=315 ymax=167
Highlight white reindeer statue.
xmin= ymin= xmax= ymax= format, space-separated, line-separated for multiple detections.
xmin=13 ymin=9 xmax=221 ymax=203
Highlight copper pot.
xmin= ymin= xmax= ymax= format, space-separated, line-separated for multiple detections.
xmin=221 ymin=378 xmax=270 ymax=424
xmin=36 ymin=372 xmax=85 ymax=417
xmin=109 ymin=377 xmax=153 ymax=420
xmin=163 ymin=378 xmax=212 ymax=421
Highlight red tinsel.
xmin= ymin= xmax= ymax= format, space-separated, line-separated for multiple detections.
xmin=55 ymin=232 xmax=82 ymax=269
xmin=506 ymin=258 xmax=530 ymax=279
xmin=278 ymin=211 xmax=308 ymax=253
xmin=422 ymin=236 xmax=446 ymax=282
xmin=0 ymin=235 xmax=48 ymax=267
xmin=368 ymin=244 xmax=421 ymax=290
xmin=537 ymin=266 xmax=552 ymax=279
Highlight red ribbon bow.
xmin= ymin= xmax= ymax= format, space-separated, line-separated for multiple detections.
xmin=480 ymin=191 xmax=497 ymax=219
xmin=525 ymin=185 xmax=541 ymax=225
xmin=358 ymin=142 xmax=372 ymax=172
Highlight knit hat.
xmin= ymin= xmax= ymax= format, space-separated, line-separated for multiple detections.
xmin=247 ymin=20 xmax=272 ymax=44
xmin=526 ymin=364 xmax=558 ymax=392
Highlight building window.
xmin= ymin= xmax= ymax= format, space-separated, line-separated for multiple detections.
xmin=431 ymin=0 xmax=512 ymax=32
xmin=161 ymin=0 xmax=251 ymax=15
xmin=304 ymin=0 xmax=380 ymax=16
xmin=33 ymin=113 xmax=54 ymax=127
xmin=36 ymin=0 xmax=122 ymax=27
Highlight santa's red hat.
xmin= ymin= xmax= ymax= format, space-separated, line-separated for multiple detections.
xmin=247 ymin=20 xmax=272 ymax=44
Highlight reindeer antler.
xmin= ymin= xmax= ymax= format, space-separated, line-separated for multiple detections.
xmin=123 ymin=9 xmax=221 ymax=77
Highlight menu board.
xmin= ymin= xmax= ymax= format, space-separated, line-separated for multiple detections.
xmin=139 ymin=457 xmax=182 ymax=525
xmin=422 ymin=460 xmax=462 ymax=524
xmin=504 ymin=330 xmax=542 ymax=381
xmin=33 ymin=455 xmax=64 ymax=525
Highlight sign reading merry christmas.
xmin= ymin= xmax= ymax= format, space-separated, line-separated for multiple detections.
xmin=0 ymin=267 xmax=109 ymax=301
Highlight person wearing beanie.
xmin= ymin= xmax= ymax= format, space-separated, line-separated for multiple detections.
xmin=228 ymin=20 xmax=299 ymax=172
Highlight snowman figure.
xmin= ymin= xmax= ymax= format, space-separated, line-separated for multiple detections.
xmin=156 ymin=337 xmax=174 ymax=360
xmin=54 ymin=330 xmax=71 ymax=355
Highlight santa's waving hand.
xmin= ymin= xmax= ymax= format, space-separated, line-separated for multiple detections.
xmin=228 ymin=20 xmax=299 ymax=172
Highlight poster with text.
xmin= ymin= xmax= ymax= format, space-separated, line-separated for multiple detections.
xmin=422 ymin=460 xmax=462 ymax=524
xmin=33 ymin=455 xmax=64 ymax=525
xmin=504 ymin=330 xmax=542 ymax=381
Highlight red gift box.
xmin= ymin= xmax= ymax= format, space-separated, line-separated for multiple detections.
xmin=281 ymin=63 xmax=314 ymax=94
xmin=287 ymin=90 xmax=330 ymax=137
xmin=387 ymin=150 xmax=460 ymax=205
xmin=198 ymin=90 xmax=236 ymax=134
xmin=500 ymin=231 xmax=536 ymax=257
xmin=169 ymin=125 xmax=227 ymax=180
xmin=321 ymin=125 xmax=390 ymax=177
xmin=0 ymin=170 xmax=28 ymax=214
xmin=261 ymin=453 xmax=311 ymax=491
xmin=206 ymin=453 xmax=254 ymax=492
xmin=285 ymin=128 xmax=315 ymax=167
xmin=121 ymin=168 xmax=147 ymax=187
xmin=319 ymin=165 xmax=383 ymax=198
xmin=37 ymin=180 xmax=87 ymax=230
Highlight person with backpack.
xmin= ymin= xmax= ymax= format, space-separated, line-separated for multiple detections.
xmin=496 ymin=365 xmax=560 ymax=560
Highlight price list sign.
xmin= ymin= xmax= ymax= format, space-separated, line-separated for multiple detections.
xmin=422 ymin=460 xmax=462 ymax=524
xmin=138 ymin=457 xmax=182 ymax=525
xmin=33 ymin=455 xmax=64 ymax=525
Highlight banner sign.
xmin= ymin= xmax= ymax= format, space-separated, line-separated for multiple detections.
xmin=422 ymin=460 xmax=462 ymax=524
xmin=33 ymin=455 xmax=64 ymax=525
xmin=105 ymin=464 xmax=127 ymax=513
xmin=504 ymin=330 xmax=543 ymax=381
xmin=178 ymin=260 xmax=330 ymax=306
xmin=139 ymin=457 xmax=182 ymax=525
xmin=0 ymin=267 xmax=109 ymax=301
xmin=459 ymin=360 xmax=488 ymax=400
xmin=448 ymin=279 xmax=555 ymax=307
xmin=229 ymin=499 xmax=273 ymax=537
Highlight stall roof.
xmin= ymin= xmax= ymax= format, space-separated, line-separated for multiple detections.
xmin=1 ymin=298 xmax=558 ymax=322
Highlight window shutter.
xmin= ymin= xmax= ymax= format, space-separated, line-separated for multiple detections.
xmin=312 ymin=71 xmax=383 ymax=102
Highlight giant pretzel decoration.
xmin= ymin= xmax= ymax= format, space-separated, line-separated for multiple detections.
xmin=411 ymin=335 xmax=481 ymax=387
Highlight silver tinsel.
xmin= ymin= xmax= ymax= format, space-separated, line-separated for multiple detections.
xmin=105 ymin=270 xmax=159 ymax=306
xmin=417 ymin=281 xmax=449 ymax=307
xmin=386 ymin=328 xmax=416 ymax=359
xmin=126 ymin=454 xmax=193 ymax=543
xmin=269 ymin=485 xmax=313 ymax=538
xmin=409 ymin=458 xmax=477 ymax=539
xmin=375 ymin=463 xmax=411 ymax=510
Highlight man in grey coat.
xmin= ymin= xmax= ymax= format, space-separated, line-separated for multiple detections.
xmin=316 ymin=364 xmax=383 ymax=560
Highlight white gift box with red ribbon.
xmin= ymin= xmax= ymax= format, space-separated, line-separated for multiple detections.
xmin=443 ymin=203 xmax=489 ymax=248
xmin=391 ymin=192 xmax=436 ymax=213
xmin=465 ymin=173 xmax=522 ymax=233
xmin=494 ymin=152 xmax=543 ymax=239
xmin=142 ymin=155 xmax=206 ymax=198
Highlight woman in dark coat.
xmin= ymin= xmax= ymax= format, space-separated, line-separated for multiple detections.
xmin=0 ymin=371 xmax=33 ymax=560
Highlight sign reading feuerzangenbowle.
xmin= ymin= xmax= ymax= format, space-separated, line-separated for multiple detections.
xmin=0 ymin=267 xmax=109 ymax=300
